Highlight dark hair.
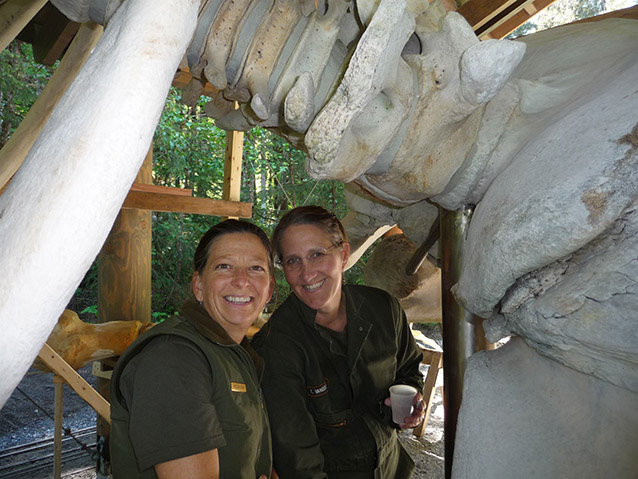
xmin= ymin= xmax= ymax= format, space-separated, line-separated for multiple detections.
xmin=272 ymin=206 xmax=347 ymax=260
xmin=194 ymin=219 xmax=274 ymax=274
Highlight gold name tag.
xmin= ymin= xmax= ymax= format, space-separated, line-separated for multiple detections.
xmin=231 ymin=382 xmax=247 ymax=392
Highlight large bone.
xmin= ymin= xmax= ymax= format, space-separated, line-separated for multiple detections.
xmin=364 ymin=234 xmax=442 ymax=323
xmin=33 ymin=309 xmax=153 ymax=371
xmin=358 ymin=13 xmax=525 ymax=204
xmin=453 ymin=21 xmax=638 ymax=319
xmin=305 ymin=0 xmax=416 ymax=182
xmin=225 ymin=0 xmax=304 ymax=120
xmin=0 ymin=0 xmax=200 ymax=408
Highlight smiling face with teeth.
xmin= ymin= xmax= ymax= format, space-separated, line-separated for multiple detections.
xmin=280 ymin=224 xmax=350 ymax=317
xmin=192 ymin=232 xmax=273 ymax=343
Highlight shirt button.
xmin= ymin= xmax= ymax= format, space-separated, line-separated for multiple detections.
xmin=359 ymin=326 xmax=363 ymax=332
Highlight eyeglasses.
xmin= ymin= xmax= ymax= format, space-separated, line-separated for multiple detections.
xmin=276 ymin=242 xmax=343 ymax=271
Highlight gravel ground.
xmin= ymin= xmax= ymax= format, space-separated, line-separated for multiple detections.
xmin=1 ymin=324 xmax=444 ymax=479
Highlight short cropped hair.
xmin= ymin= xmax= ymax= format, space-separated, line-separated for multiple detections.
xmin=271 ymin=206 xmax=347 ymax=260
xmin=194 ymin=219 xmax=274 ymax=274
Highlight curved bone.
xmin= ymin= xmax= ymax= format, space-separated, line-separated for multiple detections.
xmin=188 ymin=0 xmax=252 ymax=90
xmin=51 ymin=0 xmax=123 ymax=25
xmin=33 ymin=309 xmax=153 ymax=371
xmin=453 ymin=22 xmax=638 ymax=318
xmin=364 ymin=234 xmax=442 ymax=323
xmin=0 ymin=0 xmax=200 ymax=409
xmin=225 ymin=0 xmax=304 ymax=119
xmin=272 ymin=0 xmax=350 ymax=130
xmin=305 ymin=0 xmax=416 ymax=182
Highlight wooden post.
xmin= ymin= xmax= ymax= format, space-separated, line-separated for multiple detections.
xmin=53 ymin=374 xmax=64 ymax=479
xmin=97 ymin=145 xmax=153 ymax=325
xmin=222 ymin=103 xmax=244 ymax=219
xmin=96 ymin=143 xmax=153 ymax=462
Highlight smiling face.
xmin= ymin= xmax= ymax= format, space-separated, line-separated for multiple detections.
xmin=279 ymin=224 xmax=350 ymax=316
xmin=192 ymin=232 xmax=273 ymax=343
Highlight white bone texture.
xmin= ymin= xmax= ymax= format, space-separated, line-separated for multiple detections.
xmin=0 ymin=0 xmax=199 ymax=408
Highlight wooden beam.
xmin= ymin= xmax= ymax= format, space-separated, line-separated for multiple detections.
xmin=99 ymin=146 xmax=153 ymax=328
xmin=0 ymin=0 xmax=48 ymax=52
xmin=0 ymin=22 xmax=103 ymax=191
xmin=130 ymin=183 xmax=193 ymax=197
xmin=40 ymin=18 xmax=80 ymax=66
xmin=123 ymin=190 xmax=252 ymax=218
xmin=413 ymin=350 xmax=443 ymax=438
xmin=38 ymin=343 xmax=111 ymax=424
xmin=486 ymin=0 xmax=557 ymax=38
xmin=223 ymin=128 xmax=244 ymax=204
xmin=457 ymin=0 xmax=523 ymax=31
xmin=487 ymin=2 xmax=637 ymax=39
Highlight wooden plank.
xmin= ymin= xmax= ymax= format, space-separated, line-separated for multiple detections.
xmin=0 ymin=0 xmax=48 ymax=52
xmin=457 ymin=0 xmax=522 ymax=30
xmin=41 ymin=19 xmax=80 ymax=66
xmin=414 ymin=350 xmax=443 ymax=438
xmin=486 ymin=0 xmax=557 ymax=38
xmin=38 ymin=344 xmax=111 ymax=424
xmin=222 ymin=103 xmax=244 ymax=220
xmin=130 ymin=183 xmax=193 ymax=197
xmin=122 ymin=190 xmax=252 ymax=218
xmin=53 ymin=376 xmax=64 ymax=479
xmin=223 ymin=129 xmax=244 ymax=204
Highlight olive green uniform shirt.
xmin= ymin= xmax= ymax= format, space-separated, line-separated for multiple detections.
xmin=253 ymin=285 xmax=423 ymax=479
xmin=110 ymin=300 xmax=272 ymax=479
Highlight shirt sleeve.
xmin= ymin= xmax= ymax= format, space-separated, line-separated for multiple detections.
xmin=118 ymin=335 xmax=226 ymax=471
xmin=258 ymin=336 xmax=329 ymax=479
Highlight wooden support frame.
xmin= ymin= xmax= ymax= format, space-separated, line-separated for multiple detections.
xmin=0 ymin=0 xmax=48 ymax=52
xmin=414 ymin=349 xmax=444 ymax=438
xmin=223 ymin=128 xmax=244 ymax=204
xmin=39 ymin=19 xmax=80 ymax=66
xmin=456 ymin=0 xmax=559 ymax=39
xmin=123 ymin=190 xmax=252 ymax=218
xmin=37 ymin=343 xmax=111 ymax=424
xmin=483 ymin=0 xmax=556 ymax=38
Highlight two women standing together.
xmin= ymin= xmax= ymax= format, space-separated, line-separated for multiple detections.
xmin=110 ymin=206 xmax=425 ymax=479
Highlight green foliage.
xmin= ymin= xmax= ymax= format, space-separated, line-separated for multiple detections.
xmin=81 ymin=305 xmax=99 ymax=315
xmin=150 ymin=89 xmax=352 ymax=314
xmin=0 ymin=41 xmax=53 ymax=147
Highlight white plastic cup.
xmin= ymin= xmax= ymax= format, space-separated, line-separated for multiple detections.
xmin=389 ymin=384 xmax=418 ymax=425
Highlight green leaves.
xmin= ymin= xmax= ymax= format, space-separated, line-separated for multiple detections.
xmin=0 ymin=41 xmax=53 ymax=147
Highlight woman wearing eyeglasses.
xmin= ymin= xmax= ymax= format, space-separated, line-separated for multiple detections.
xmin=252 ymin=206 xmax=425 ymax=479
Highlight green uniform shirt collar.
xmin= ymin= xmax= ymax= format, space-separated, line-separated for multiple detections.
xmin=290 ymin=285 xmax=366 ymax=327
xmin=181 ymin=299 xmax=264 ymax=376
xmin=290 ymin=286 xmax=372 ymax=371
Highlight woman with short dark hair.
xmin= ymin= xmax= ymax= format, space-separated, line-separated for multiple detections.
xmin=110 ymin=219 xmax=274 ymax=479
